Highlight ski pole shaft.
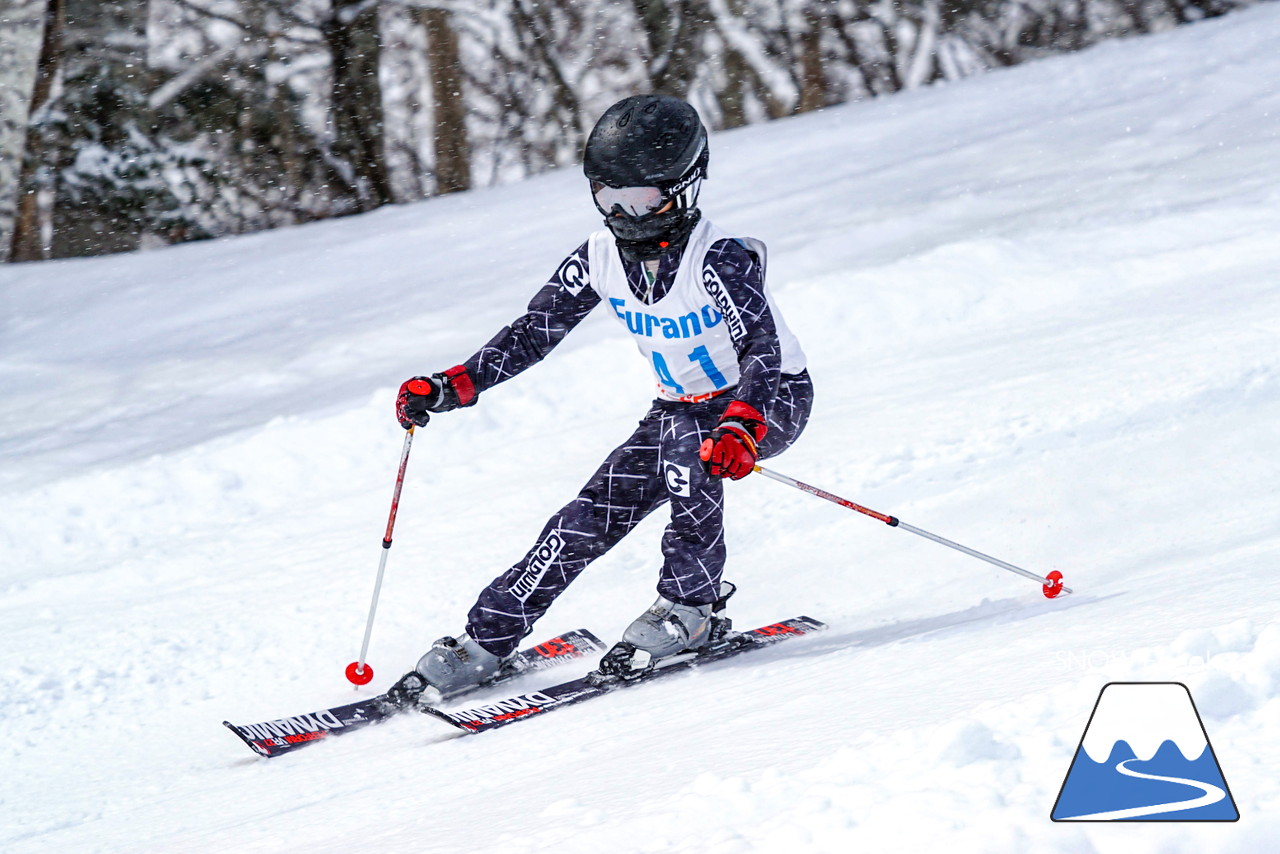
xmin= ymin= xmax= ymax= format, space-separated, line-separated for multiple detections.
xmin=347 ymin=426 xmax=416 ymax=685
xmin=752 ymin=464 xmax=1070 ymax=598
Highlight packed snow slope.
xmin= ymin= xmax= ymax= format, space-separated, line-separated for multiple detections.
xmin=3 ymin=7 xmax=1280 ymax=853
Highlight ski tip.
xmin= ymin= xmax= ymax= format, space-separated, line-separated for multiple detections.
xmin=222 ymin=720 xmax=264 ymax=755
xmin=576 ymin=628 xmax=607 ymax=650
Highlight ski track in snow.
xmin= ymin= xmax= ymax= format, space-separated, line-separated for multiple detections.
xmin=4 ymin=7 xmax=1280 ymax=853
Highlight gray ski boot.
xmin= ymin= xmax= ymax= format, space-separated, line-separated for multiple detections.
xmin=623 ymin=597 xmax=714 ymax=657
xmin=386 ymin=633 xmax=518 ymax=707
xmin=594 ymin=582 xmax=736 ymax=681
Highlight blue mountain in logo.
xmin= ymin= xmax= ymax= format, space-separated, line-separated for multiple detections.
xmin=1053 ymin=739 xmax=1238 ymax=820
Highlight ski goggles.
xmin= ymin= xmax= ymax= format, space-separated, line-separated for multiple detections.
xmin=591 ymin=182 xmax=670 ymax=218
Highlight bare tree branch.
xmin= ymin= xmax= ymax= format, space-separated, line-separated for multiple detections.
xmin=149 ymin=45 xmax=239 ymax=109
xmin=167 ymin=0 xmax=324 ymax=44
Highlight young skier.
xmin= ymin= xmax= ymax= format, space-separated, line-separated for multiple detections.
xmin=389 ymin=95 xmax=812 ymax=703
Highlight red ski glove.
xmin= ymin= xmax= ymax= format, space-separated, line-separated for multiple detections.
xmin=699 ymin=402 xmax=768 ymax=480
xmin=395 ymin=365 xmax=477 ymax=429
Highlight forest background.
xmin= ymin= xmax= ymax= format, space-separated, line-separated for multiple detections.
xmin=0 ymin=0 xmax=1259 ymax=263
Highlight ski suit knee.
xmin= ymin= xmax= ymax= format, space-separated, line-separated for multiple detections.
xmin=467 ymin=370 xmax=813 ymax=656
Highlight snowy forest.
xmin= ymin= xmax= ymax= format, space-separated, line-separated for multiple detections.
xmin=0 ymin=0 xmax=1259 ymax=263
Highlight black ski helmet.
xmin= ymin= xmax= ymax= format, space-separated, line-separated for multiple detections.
xmin=583 ymin=95 xmax=709 ymax=261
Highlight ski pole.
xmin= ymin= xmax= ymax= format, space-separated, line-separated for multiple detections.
xmin=346 ymin=426 xmax=416 ymax=686
xmin=752 ymin=464 xmax=1070 ymax=598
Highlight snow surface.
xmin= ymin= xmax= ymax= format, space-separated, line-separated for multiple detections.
xmin=3 ymin=7 xmax=1280 ymax=852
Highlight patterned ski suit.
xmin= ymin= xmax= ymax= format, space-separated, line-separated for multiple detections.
xmin=459 ymin=220 xmax=813 ymax=656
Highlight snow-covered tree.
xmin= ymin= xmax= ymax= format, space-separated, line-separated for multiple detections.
xmin=0 ymin=0 xmax=1261 ymax=262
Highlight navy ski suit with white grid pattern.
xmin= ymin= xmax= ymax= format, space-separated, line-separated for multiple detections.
xmin=460 ymin=236 xmax=813 ymax=657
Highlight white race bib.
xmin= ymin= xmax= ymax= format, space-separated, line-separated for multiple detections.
xmin=587 ymin=219 xmax=805 ymax=400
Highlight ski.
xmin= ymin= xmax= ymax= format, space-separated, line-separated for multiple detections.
xmin=224 ymin=628 xmax=606 ymax=757
xmin=422 ymin=616 xmax=826 ymax=736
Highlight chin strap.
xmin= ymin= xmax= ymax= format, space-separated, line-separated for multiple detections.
xmin=611 ymin=208 xmax=702 ymax=262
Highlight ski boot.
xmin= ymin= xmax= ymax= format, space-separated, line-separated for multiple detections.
xmin=385 ymin=633 xmax=520 ymax=708
xmin=592 ymin=582 xmax=737 ymax=684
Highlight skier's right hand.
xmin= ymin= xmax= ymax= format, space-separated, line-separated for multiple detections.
xmin=395 ymin=366 xmax=477 ymax=429
xmin=396 ymin=376 xmax=439 ymax=428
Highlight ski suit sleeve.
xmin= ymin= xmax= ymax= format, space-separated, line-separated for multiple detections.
xmin=702 ymin=238 xmax=782 ymax=424
xmin=462 ymin=242 xmax=601 ymax=393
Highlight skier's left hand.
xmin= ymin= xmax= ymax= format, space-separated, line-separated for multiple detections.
xmin=700 ymin=402 xmax=767 ymax=480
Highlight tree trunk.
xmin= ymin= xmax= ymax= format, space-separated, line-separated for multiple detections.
xmin=9 ymin=0 xmax=65 ymax=263
xmin=43 ymin=0 xmax=153 ymax=258
xmin=418 ymin=6 xmax=470 ymax=195
xmin=796 ymin=3 xmax=829 ymax=114
xmin=323 ymin=0 xmax=394 ymax=213
xmin=633 ymin=0 xmax=710 ymax=98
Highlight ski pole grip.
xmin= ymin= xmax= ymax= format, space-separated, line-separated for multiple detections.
xmin=407 ymin=378 xmax=435 ymax=396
